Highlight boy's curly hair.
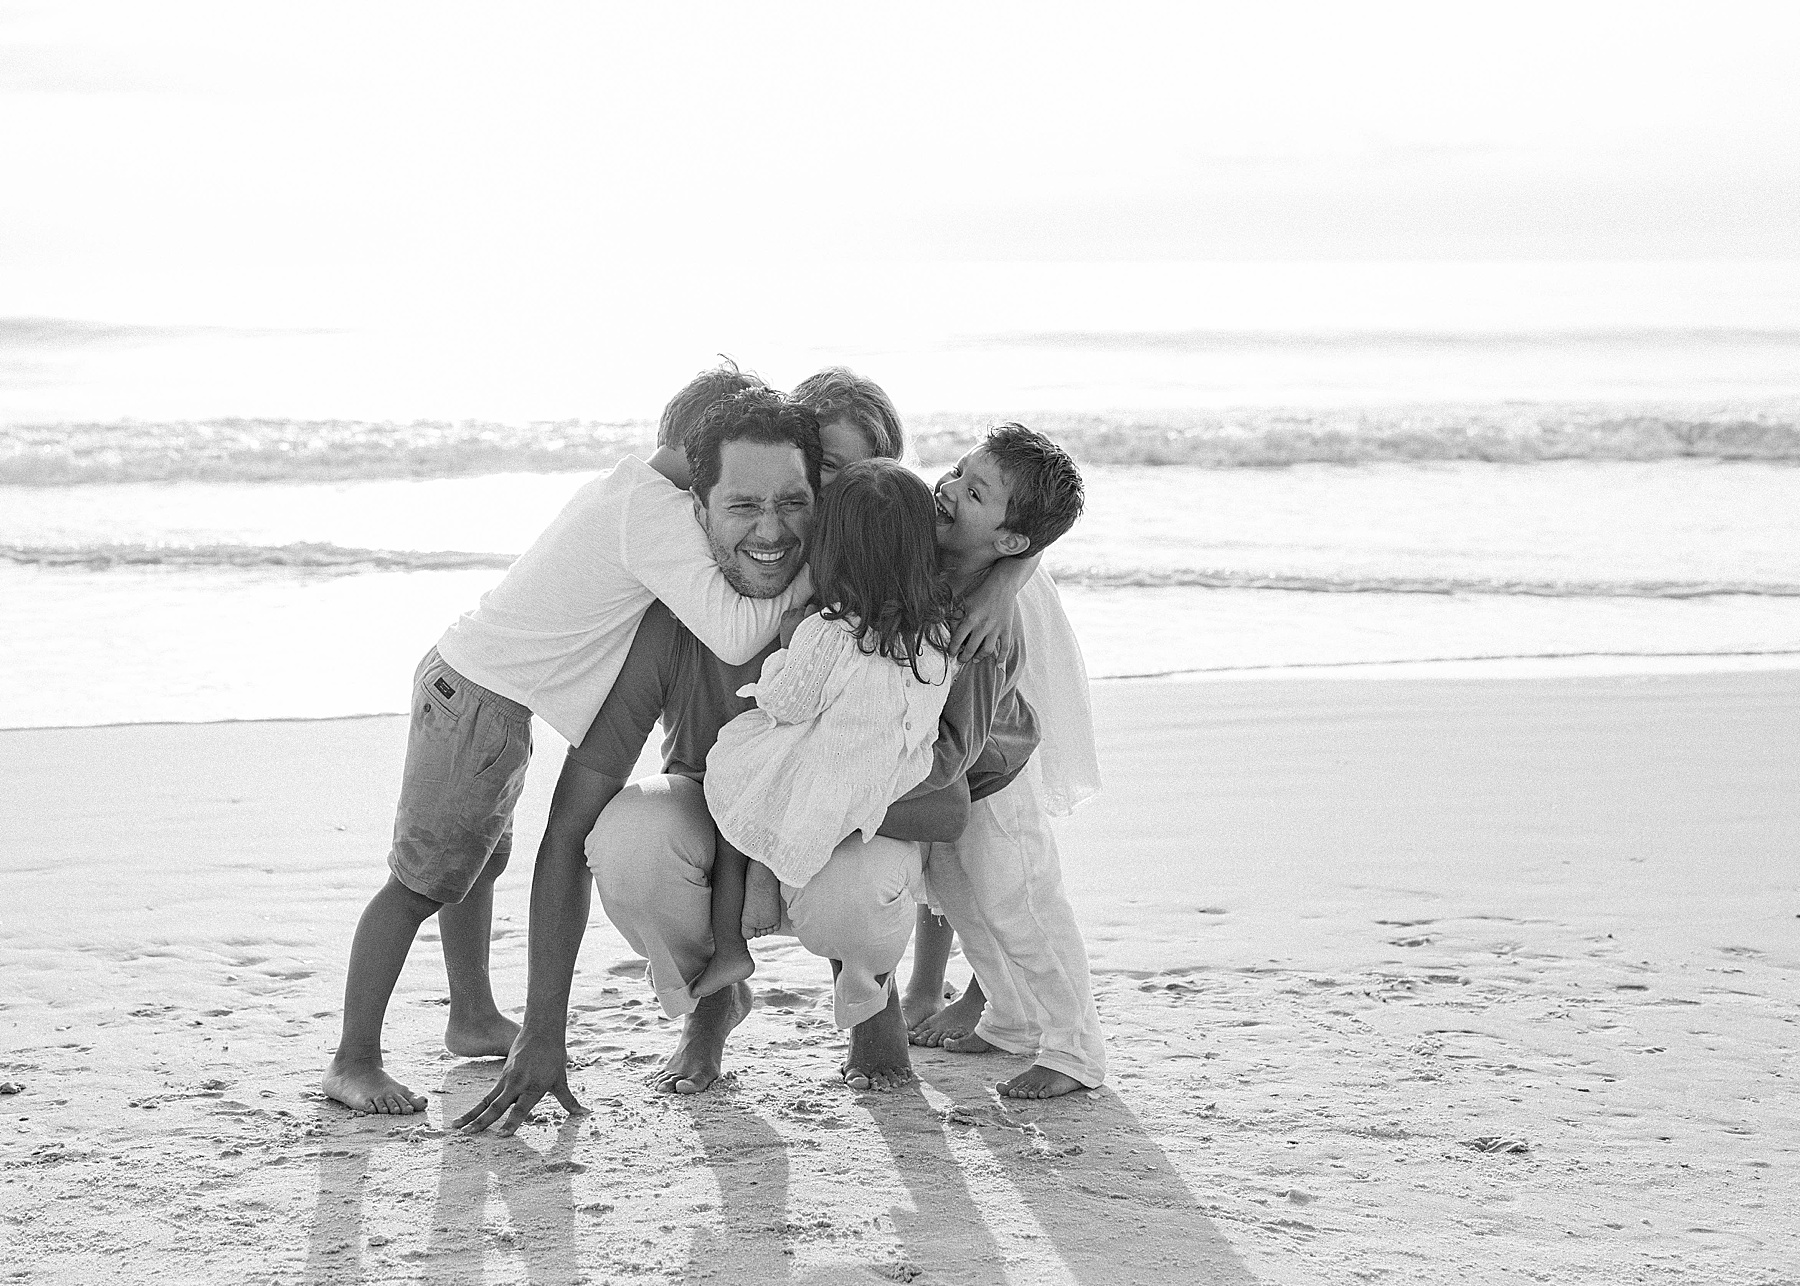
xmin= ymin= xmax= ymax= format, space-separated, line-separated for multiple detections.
xmin=659 ymin=358 xmax=766 ymax=449
xmin=985 ymin=422 xmax=1084 ymax=556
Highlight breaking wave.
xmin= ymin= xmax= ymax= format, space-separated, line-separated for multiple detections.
xmin=4 ymin=403 xmax=1799 ymax=484
xmin=8 ymin=541 xmax=1798 ymax=600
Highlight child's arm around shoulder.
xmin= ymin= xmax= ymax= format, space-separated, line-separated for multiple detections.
xmin=619 ymin=464 xmax=811 ymax=664
xmin=950 ymin=552 xmax=1040 ymax=663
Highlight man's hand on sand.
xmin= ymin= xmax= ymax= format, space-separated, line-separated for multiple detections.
xmin=451 ymin=1036 xmax=586 ymax=1136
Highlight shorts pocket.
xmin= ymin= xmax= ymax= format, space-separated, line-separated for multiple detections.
xmin=473 ymin=714 xmax=526 ymax=782
xmin=417 ymin=661 xmax=467 ymax=724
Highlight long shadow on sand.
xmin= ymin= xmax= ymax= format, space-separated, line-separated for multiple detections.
xmin=674 ymin=1096 xmax=797 ymax=1282
xmin=300 ymin=1063 xmax=583 ymax=1285
xmin=886 ymin=1055 xmax=1258 ymax=1285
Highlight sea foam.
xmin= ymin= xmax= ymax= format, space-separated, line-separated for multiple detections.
xmin=5 ymin=402 xmax=1798 ymax=485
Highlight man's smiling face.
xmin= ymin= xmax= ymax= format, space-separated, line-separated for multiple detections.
xmin=696 ymin=439 xmax=815 ymax=597
xmin=933 ymin=445 xmax=1026 ymax=560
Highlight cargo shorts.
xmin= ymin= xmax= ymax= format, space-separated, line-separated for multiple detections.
xmin=388 ymin=647 xmax=533 ymax=904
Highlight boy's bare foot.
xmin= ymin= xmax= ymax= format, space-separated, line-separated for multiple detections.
xmin=842 ymin=985 xmax=914 ymax=1091
xmin=648 ymin=982 xmax=750 ymax=1095
xmin=690 ymin=944 xmax=756 ymax=1000
xmin=322 ymin=1054 xmax=428 ymax=1115
xmin=1001 ymin=1064 xmax=1087 ymax=1100
xmin=909 ymin=990 xmax=986 ymax=1047
xmin=942 ymin=1031 xmax=1001 ymax=1055
xmin=444 ymin=1010 xmax=521 ymax=1059
xmin=901 ymin=981 xmax=955 ymax=1029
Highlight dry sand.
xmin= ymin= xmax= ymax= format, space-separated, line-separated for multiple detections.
xmin=2 ymin=671 xmax=1797 ymax=1284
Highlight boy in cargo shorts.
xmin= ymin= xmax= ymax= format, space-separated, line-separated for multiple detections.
xmin=321 ymin=370 xmax=809 ymax=1116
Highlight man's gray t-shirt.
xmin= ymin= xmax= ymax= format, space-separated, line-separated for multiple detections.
xmin=566 ymin=600 xmax=1038 ymax=802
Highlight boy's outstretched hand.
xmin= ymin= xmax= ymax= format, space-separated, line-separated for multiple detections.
xmin=451 ymin=1035 xmax=588 ymax=1136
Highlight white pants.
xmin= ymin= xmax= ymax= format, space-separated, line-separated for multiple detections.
xmin=588 ymin=774 xmax=922 ymax=1029
xmin=924 ymin=773 xmax=1107 ymax=1087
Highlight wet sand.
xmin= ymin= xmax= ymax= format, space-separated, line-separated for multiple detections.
xmin=3 ymin=670 xmax=1797 ymax=1283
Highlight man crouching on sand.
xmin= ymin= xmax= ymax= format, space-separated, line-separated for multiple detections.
xmin=455 ymin=392 xmax=1037 ymax=1134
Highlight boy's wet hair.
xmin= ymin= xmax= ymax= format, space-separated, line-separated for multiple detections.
xmin=659 ymin=358 xmax=766 ymax=449
xmin=985 ymin=423 xmax=1085 ymax=556
xmin=686 ymin=387 xmax=824 ymax=504
xmin=791 ymin=367 xmax=905 ymax=460
xmin=810 ymin=458 xmax=954 ymax=681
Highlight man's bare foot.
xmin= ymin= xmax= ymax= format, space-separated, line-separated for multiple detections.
xmin=648 ymin=982 xmax=750 ymax=1095
xmin=1001 ymin=1064 xmax=1088 ymax=1099
xmin=690 ymin=944 xmax=756 ymax=1000
xmin=444 ymin=1009 xmax=521 ymax=1059
xmin=909 ymin=989 xmax=986 ymax=1047
xmin=841 ymin=985 xmax=914 ymax=1091
xmin=322 ymin=1054 xmax=428 ymax=1115
xmin=901 ymin=980 xmax=955 ymax=1029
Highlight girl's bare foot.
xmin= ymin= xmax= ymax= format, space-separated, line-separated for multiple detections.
xmin=909 ymin=989 xmax=986 ymax=1047
xmin=690 ymin=944 xmax=756 ymax=1001
xmin=1001 ymin=1064 xmax=1087 ymax=1099
xmin=322 ymin=1054 xmax=428 ymax=1115
xmin=741 ymin=862 xmax=784 ymax=940
xmin=444 ymin=1010 xmax=520 ymax=1059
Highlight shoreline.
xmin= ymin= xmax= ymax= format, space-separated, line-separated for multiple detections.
xmin=7 ymin=647 xmax=1800 ymax=733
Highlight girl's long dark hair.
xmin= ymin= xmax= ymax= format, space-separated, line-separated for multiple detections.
xmin=809 ymin=458 xmax=955 ymax=682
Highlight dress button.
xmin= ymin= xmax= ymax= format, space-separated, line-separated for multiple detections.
xmin=904 ymin=720 xmax=911 ymax=730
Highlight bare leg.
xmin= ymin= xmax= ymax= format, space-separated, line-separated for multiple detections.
xmin=902 ymin=907 xmax=956 ymax=1027
xmin=648 ymin=981 xmax=752 ymax=1095
xmin=322 ymin=875 xmax=440 ymax=1114
xmin=910 ymin=975 xmax=988 ymax=1047
xmin=840 ymin=971 xmax=913 ymax=1091
xmin=438 ymin=850 xmax=520 ymax=1057
xmin=691 ymin=835 xmax=757 ymax=1000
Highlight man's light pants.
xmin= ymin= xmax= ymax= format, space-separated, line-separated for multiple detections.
xmin=587 ymin=774 xmax=921 ymax=1028
xmin=924 ymin=772 xmax=1107 ymax=1088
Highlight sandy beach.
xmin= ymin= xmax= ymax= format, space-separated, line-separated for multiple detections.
xmin=3 ymin=669 xmax=1797 ymax=1285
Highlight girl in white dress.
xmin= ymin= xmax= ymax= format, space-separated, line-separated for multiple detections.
xmin=691 ymin=457 xmax=960 ymax=999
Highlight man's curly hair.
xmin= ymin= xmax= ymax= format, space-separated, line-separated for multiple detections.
xmin=686 ymin=387 xmax=824 ymax=503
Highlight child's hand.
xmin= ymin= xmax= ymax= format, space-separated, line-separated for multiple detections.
xmin=778 ymin=603 xmax=818 ymax=649
xmin=950 ymin=591 xmax=1016 ymax=663
xmin=742 ymin=861 xmax=784 ymax=939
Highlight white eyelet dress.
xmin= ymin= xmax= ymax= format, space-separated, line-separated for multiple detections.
xmin=704 ymin=610 xmax=958 ymax=888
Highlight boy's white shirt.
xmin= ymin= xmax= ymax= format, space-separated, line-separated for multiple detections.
xmin=1014 ymin=564 xmax=1103 ymax=815
xmin=435 ymin=456 xmax=810 ymax=745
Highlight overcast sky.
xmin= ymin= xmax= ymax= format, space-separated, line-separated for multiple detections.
xmin=2 ymin=2 xmax=1798 ymax=417
xmin=3 ymin=1 xmax=1798 ymax=334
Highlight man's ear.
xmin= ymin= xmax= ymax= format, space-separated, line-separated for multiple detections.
xmin=691 ymin=490 xmax=708 ymax=530
xmin=993 ymin=529 xmax=1031 ymax=558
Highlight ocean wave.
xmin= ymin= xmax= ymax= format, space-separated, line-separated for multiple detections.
xmin=2 ymin=542 xmax=515 ymax=571
xmin=8 ymin=541 xmax=1799 ymax=600
xmin=4 ymin=403 xmax=1799 ymax=484
xmin=968 ymin=327 xmax=1800 ymax=353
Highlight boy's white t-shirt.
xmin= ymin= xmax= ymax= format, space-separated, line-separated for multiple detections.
xmin=435 ymin=456 xmax=810 ymax=745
